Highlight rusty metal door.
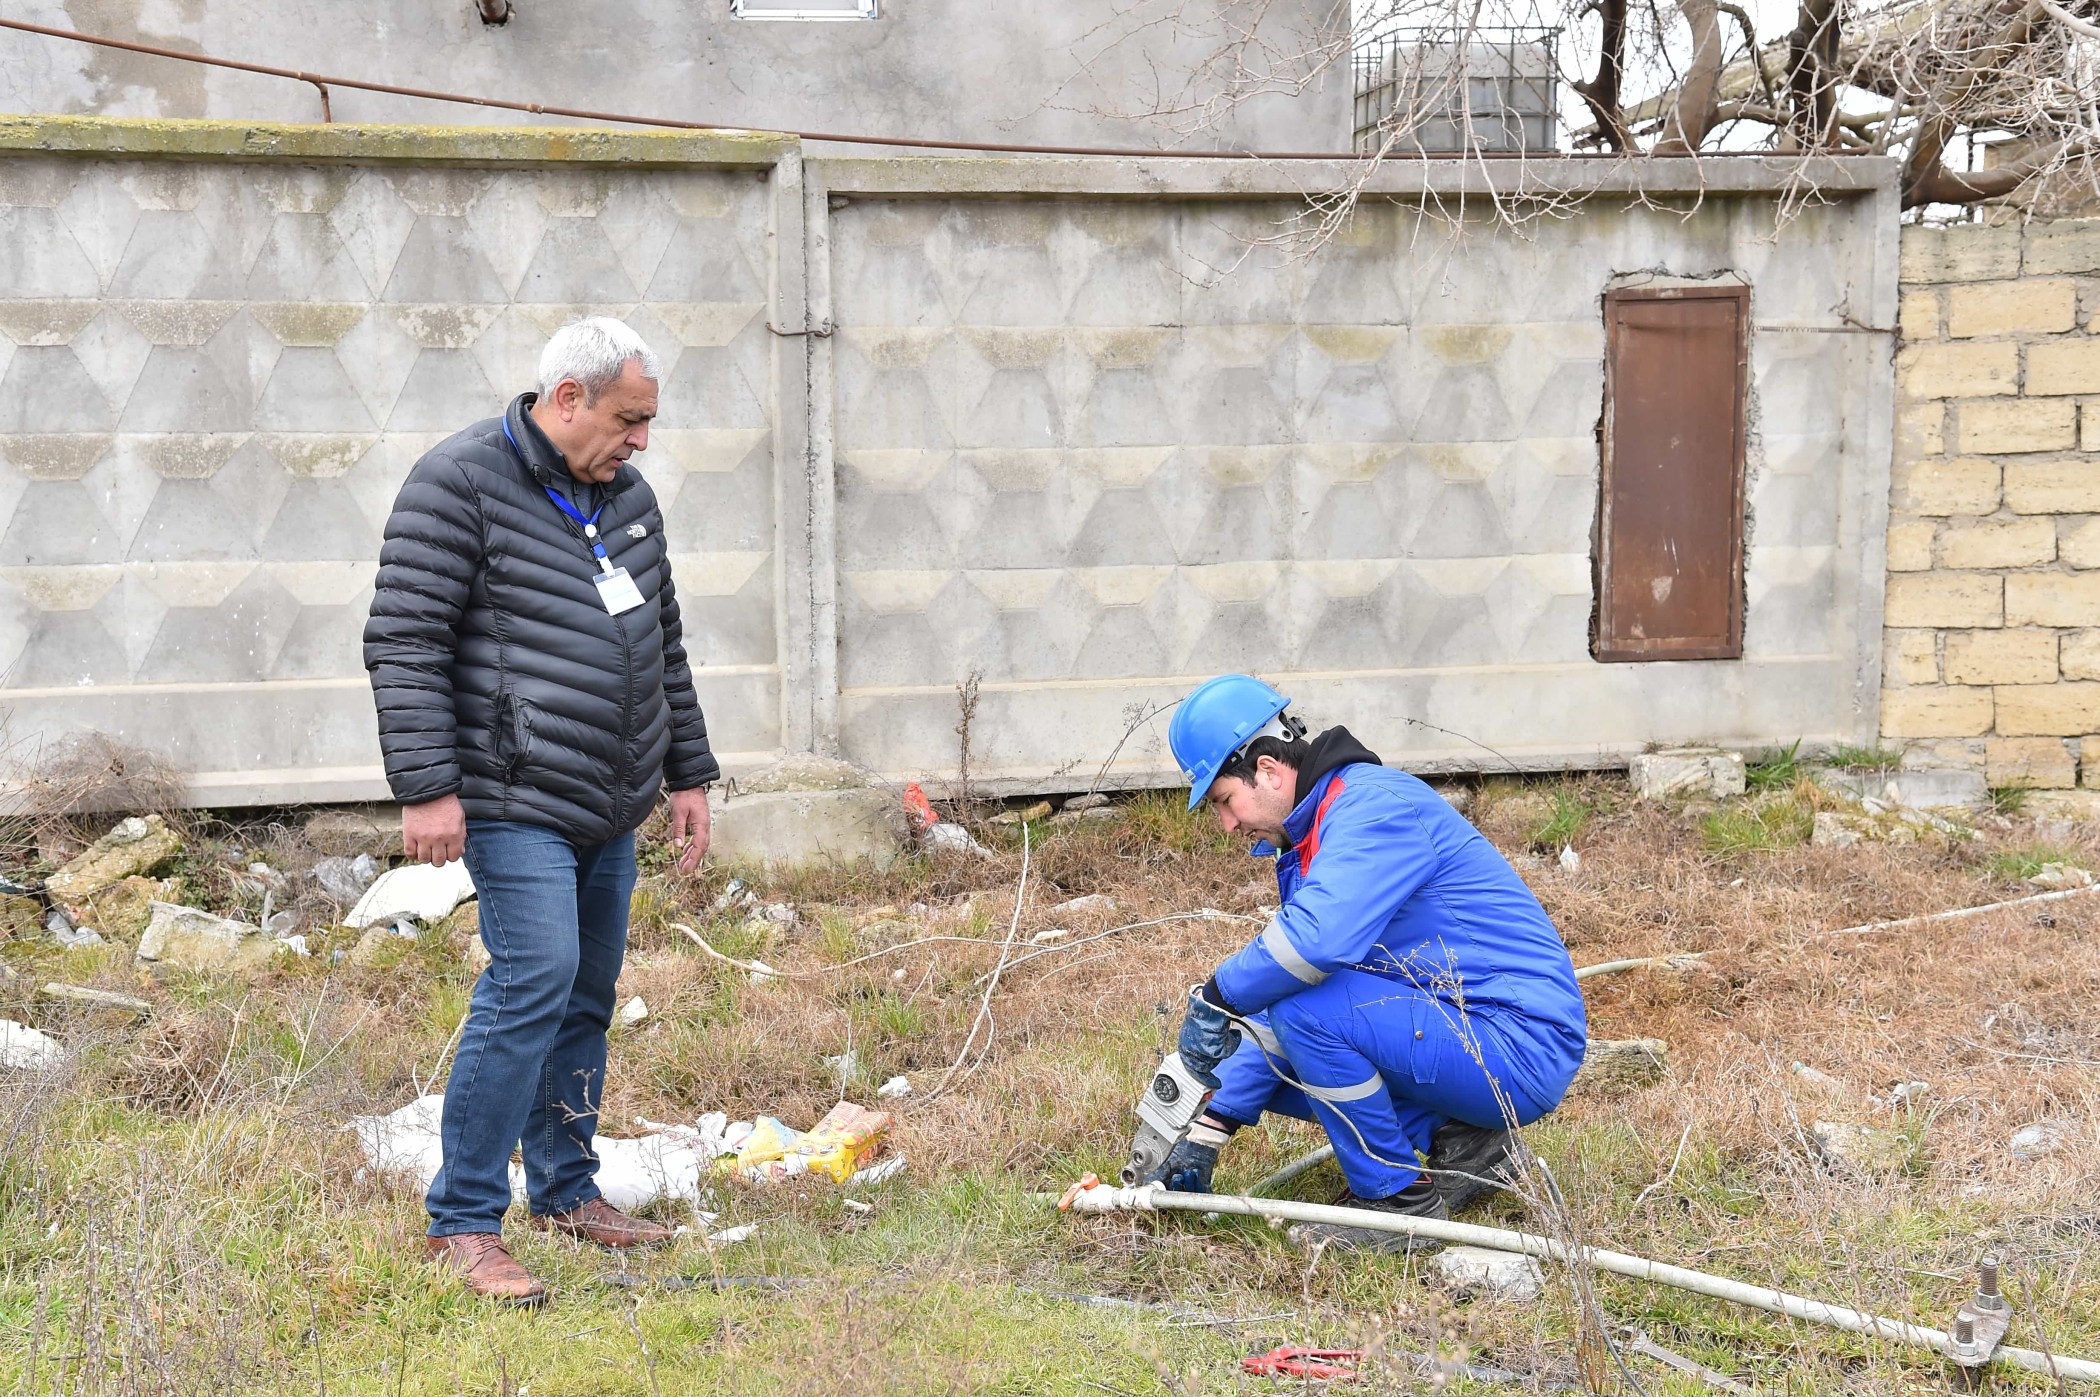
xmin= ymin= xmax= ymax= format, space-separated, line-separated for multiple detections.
xmin=1594 ymin=285 xmax=1749 ymax=661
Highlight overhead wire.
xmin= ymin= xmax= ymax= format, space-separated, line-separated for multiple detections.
xmin=0 ymin=14 xmax=1365 ymax=159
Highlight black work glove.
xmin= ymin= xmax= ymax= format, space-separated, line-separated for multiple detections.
xmin=1145 ymin=1138 xmax=1219 ymax=1194
xmin=1175 ymin=980 xmax=1241 ymax=1089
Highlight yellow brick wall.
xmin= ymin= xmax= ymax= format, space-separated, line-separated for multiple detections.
xmin=1888 ymin=219 xmax=2100 ymax=787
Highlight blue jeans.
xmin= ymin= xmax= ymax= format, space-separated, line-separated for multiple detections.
xmin=425 ymin=820 xmax=637 ymax=1236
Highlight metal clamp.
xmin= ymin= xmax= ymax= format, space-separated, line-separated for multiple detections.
xmin=1946 ymin=1251 xmax=2013 ymax=1369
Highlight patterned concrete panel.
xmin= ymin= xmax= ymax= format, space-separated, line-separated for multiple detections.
xmin=831 ymin=191 xmax=1890 ymax=785
xmin=0 ymin=152 xmax=782 ymax=801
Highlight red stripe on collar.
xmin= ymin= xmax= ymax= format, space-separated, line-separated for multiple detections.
xmin=1296 ymin=776 xmax=1347 ymax=876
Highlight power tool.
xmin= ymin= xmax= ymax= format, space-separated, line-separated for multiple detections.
xmin=1120 ymin=1049 xmax=1215 ymax=1186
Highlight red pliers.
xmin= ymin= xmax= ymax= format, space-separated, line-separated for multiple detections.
xmin=1241 ymin=1346 xmax=1363 ymax=1381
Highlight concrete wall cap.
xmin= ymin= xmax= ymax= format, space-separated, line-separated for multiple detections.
xmin=0 ymin=113 xmax=792 ymax=166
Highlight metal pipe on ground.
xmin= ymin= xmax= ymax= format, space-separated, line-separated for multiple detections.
xmin=1062 ymin=1182 xmax=2100 ymax=1385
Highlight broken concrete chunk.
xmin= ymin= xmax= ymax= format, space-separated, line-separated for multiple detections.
xmin=733 ymin=753 xmax=881 ymax=795
xmin=0 ymin=1020 xmax=64 ymax=1071
xmin=39 ymin=983 xmax=151 ymax=1014
xmin=345 ymin=861 xmax=476 ymax=930
xmin=1809 ymin=1120 xmax=1910 ymax=1175
xmin=618 ymin=996 xmax=648 ymax=1027
xmin=1063 ymin=793 xmax=1111 ymax=812
xmin=990 ymin=802 xmax=1053 ymax=826
xmin=347 ymin=926 xmax=412 ymax=968
xmin=87 ymin=875 xmax=176 ymax=941
xmin=2027 ymin=862 xmax=2093 ymax=890
xmin=45 ymin=815 xmax=182 ymax=910
xmin=136 ymin=901 xmax=279 ymax=975
xmin=1812 ymin=767 xmax=1986 ymax=811
xmin=1571 ymin=1038 xmax=1669 ymax=1096
xmin=312 ymin=853 xmax=379 ymax=905
xmin=1630 ymin=749 xmax=1747 ymax=800
xmin=708 ymin=763 xmax=908 ymax=872
xmin=1051 ymin=894 xmax=1118 ymax=918
xmin=1435 ymin=1246 xmax=1545 ymax=1302
xmin=2011 ymin=1119 xmax=2077 ymax=1159
xmin=303 ymin=807 xmax=405 ymax=859
xmin=1811 ymin=811 xmax=1871 ymax=848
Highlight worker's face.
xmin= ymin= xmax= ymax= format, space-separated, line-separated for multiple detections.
xmin=1203 ymin=756 xmax=1297 ymax=847
xmin=540 ymin=360 xmax=657 ymax=484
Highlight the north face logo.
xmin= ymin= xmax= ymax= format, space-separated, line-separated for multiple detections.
xmin=626 ymin=524 xmax=647 ymax=539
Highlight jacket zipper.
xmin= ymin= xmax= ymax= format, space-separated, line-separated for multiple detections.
xmin=552 ymin=495 xmax=638 ymax=834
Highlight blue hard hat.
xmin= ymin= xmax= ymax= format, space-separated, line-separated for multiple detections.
xmin=1168 ymin=674 xmax=1292 ymax=810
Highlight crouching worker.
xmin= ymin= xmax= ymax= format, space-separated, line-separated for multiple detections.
xmin=1149 ymin=675 xmax=1587 ymax=1252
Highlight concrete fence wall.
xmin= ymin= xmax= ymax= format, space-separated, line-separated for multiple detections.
xmin=1886 ymin=219 xmax=2100 ymax=793
xmin=0 ymin=116 xmax=1900 ymax=804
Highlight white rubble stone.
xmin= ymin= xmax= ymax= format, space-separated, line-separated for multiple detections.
xmin=0 ymin=1020 xmax=64 ymax=1071
xmin=1436 ymin=1246 xmax=1545 ymax=1302
xmin=1630 ymin=749 xmax=1747 ymax=800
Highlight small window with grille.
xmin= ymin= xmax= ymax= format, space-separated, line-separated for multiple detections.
xmin=732 ymin=0 xmax=877 ymax=16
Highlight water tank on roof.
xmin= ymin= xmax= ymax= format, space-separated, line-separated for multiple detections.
xmin=1353 ymin=32 xmax=1559 ymax=155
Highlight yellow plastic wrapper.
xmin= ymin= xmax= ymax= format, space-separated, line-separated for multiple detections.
xmin=712 ymin=1116 xmax=801 ymax=1177
xmin=794 ymin=1102 xmax=893 ymax=1183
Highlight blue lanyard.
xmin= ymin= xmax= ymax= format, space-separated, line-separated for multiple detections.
xmin=506 ymin=418 xmax=611 ymax=571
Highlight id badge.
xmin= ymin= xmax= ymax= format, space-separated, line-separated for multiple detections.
xmin=594 ymin=567 xmax=646 ymax=616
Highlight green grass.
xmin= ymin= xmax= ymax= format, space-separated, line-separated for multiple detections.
xmin=1983 ymin=844 xmax=2082 ymax=882
xmin=1700 ymin=797 xmax=1814 ymax=855
xmin=1745 ymin=739 xmax=1803 ymax=792
xmin=1989 ymin=781 xmax=2035 ymax=817
xmin=1826 ymin=743 xmax=1906 ymax=774
xmin=1528 ymin=786 xmax=1594 ymax=852
xmin=14 ymin=803 xmax=2100 ymax=1395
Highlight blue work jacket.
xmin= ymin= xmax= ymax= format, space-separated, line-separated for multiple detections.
xmin=1213 ymin=759 xmax=1588 ymax=1107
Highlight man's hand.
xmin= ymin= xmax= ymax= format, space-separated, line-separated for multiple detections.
xmin=1175 ymin=982 xmax=1242 ymax=1089
xmin=403 ymin=794 xmax=466 ymax=868
xmin=667 ymin=787 xmax=712 ymax=873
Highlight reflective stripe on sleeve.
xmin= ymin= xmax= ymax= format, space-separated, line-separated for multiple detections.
xmin=1260 ymin=918 xmax=1329 ymax=986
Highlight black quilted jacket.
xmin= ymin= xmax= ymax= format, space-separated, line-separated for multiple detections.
xmin=362 ymin=393 xmax=718 ymax=843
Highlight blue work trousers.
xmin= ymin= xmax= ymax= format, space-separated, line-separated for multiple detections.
xmin=425 ymin=819 xmax=637 ymax=1236
xmin=1207 ymin=968 xmax=1577 ymax=1200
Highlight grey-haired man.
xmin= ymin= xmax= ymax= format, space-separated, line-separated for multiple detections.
xmin=364 ymin=317 xmax=717 ymax=1304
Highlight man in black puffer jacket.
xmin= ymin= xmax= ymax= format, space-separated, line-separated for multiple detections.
xmin=364 ymin=317 xmax=717 ymax=1305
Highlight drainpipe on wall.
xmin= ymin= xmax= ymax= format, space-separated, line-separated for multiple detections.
xmin=475 ymin=0 xmax=514 ymax=24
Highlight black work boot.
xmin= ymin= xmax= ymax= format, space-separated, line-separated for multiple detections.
xmin=1286 ymin=1176 xmax=1448 ymax=1254
xmin=1424 ymin=1120 xmax=1522 ymax=1214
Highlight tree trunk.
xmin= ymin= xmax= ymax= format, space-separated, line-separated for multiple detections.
xmin=1655 ymin=0 xmax=1727 ymax=153
xmin=1786 ymin=0 xmax=1841 ymax=146
xmin=1573 ymin=0 xmax=1634 ymax=151
xmin=1900 ymin=0 xmax=2041 ymax=206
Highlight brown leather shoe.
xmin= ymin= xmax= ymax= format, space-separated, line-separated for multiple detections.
xmin=424 ymin=1232 xmax=547 ymax=1306
xmin=530 ymin=1197 xmax=675 ymax=1249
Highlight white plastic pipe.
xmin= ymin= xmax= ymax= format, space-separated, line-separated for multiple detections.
xmin=1064 ymin=1183 xmax=2100 ymax=1384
